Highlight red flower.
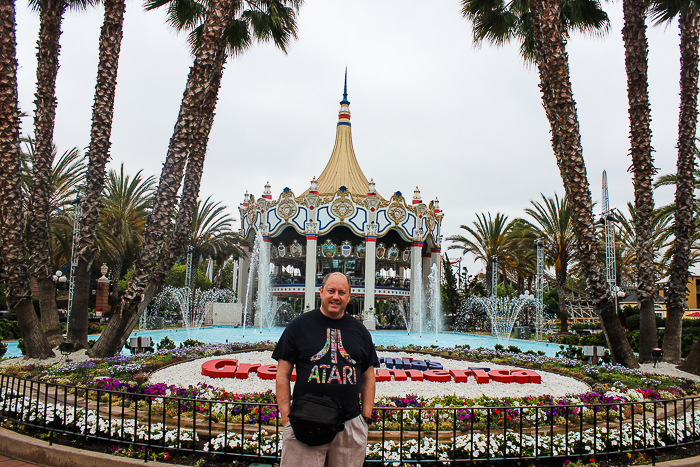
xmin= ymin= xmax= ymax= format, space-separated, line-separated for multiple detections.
xmin=163 ymin=452 xmax=170 ymax=460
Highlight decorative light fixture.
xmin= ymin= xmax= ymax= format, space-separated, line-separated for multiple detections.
xmin=413 ymin=187 xmax=421 ymax=205
xmin=310 ymin=176 xmax=318 ymax=193
xmin=368 ymin=178 xmax=376 ymax=194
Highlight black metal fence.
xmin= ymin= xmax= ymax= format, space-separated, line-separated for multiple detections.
xmin=2 ymin=373 xmax=700 ymax=464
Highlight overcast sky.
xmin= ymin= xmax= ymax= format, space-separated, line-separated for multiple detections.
xmin=14 ymin=0 xmax=684 ymax=275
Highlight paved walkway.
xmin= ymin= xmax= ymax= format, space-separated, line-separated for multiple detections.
xmin=0 ymin=454 xmax=42 ymax=467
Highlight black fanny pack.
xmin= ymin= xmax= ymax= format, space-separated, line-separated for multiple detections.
xmin=289 ymin=394 xmax=345 ymax=446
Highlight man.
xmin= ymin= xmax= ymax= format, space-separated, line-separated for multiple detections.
xmin=273 ymin=272 xmax=378 ymax=467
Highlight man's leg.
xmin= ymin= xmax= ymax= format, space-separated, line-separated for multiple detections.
xmin=325 ymin=416 xmax=368 ymax=467
xmin=280 ymin=422 xmax=330 ymax=467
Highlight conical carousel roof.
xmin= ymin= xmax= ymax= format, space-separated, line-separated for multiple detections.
xmin=307 ymin=74 xmax=378 ymax=199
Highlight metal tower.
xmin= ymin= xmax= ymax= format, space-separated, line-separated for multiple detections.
xmin=535 ymin=238 xmax=545 ymax=340
xmin=491 ymin=256 xmax=499 ymax=297
xmin=602 ymin=170 xmax=618 ymax=311
xmin=66 ymin=192 xmax=83 ymax=334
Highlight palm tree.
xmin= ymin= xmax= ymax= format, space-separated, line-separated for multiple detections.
xmin=21 ymin=139 xmax=85 ymax=346
xmin=68 ymin=0 xmax=128 ymax=348
xmin=622 ymin=0 xmax=657 ymax=364
xmin=26 ymin=0 xmax=94 ymax=348
xmin=462 ymin=0 xmax=638 ymax=368
xmin=90 ymin=0 xmax=301 ymax=358
xmin=447 ymin=212 xmax=515 ymax=293
xmin=522 ymin=194 xmax=577 ymax=334
xmin=99 ymin=164 xmax=156 ymax=300
xmin=0 ymin=0 xmax=54 ymax=358
xmin=650 ymin=0 xmax=700 ymax=365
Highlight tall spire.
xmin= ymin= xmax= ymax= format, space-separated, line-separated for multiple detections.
xmin=306 ymin=71 xmax=372 ymax=197
xmin=340 ymin=67 xmax=349 ymax=105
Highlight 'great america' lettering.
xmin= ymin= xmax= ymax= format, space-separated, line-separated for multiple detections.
xmin=201 ymin=355 xmax=542 ymax=384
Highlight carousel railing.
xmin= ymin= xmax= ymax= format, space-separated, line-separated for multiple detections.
xmin=1 ymin=373 xmax=699 ymax=464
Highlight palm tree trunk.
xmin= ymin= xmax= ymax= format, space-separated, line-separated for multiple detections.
xmin=556 ymin=269 xmax=568 ymax=334
xmin=28 ymin=0 xmax=66 ymax=348
xmin=68 ymin=0 xmax=126 ymax=348
xmin=663 ymin=7 xmax=700 ymax=364
xmin=0 ymin=0 xmax=53 ymax=358
xmin=529 ymin=0 xmax=638 ymax=367
xmin=89 ymin=0 xmax=234 ymax=358
xmin=623 ymin=0 xmax=657 ymax=363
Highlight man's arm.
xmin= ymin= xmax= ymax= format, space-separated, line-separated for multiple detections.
xmin=360 ymin=366 xmax=376 ymax=419
xmin=276 ymin=359 xmax=294 ymax=425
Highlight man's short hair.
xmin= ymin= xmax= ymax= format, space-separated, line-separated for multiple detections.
xmin=321 ymin=272 xmax=351 ymax=290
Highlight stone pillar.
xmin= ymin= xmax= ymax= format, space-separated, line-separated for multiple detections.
xmin=409 ymin=239 xmax=424 ymax=332
xmin=95 ymin=278 xmax=110 ymax=315
xmin=304 ymin=230 xmax=318 ymax=311
xmin=363 ymin=223 xmax=378 ymax=330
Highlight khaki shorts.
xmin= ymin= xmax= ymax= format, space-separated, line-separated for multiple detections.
xmin=280 ymin=415 xmax=368 ymax=467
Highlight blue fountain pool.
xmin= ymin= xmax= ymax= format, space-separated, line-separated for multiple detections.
xmin=1 ymin=326 xmax=559 ymax=359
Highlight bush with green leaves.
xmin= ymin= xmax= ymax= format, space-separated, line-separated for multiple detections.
xmin=180 ymin=339 xmax=205 ymax=348
xmin=0 ymin=342 xmax=7 ymax=358
xmin=158 ymin=336 xmax=176 ymax=351
xmin=0 ymin=319 xmax=20 ymax=340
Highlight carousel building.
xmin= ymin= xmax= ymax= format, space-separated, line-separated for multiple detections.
xmin=236 ymin=80 xmax=444 ymax=330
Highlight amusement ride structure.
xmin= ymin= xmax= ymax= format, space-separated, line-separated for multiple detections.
xmin=235 ymin=76 xmax=444 ymax=330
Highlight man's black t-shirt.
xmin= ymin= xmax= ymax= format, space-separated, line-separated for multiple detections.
xmin=272 ymin=309 xmax=379 ymax=418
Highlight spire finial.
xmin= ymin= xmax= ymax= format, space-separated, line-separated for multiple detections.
xmin=340 ymin=68 xmax=349 ymax=105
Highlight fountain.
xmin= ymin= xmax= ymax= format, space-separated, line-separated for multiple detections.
xmin=166 ymin=285 xmax=234 ymax=340
xmin=241 ymin=229 xmax=276 ymax=337
xmin=426 ymin=263 xmax=441 ymax=342
xmin=471 ymin=295 xmax=532 ymax=344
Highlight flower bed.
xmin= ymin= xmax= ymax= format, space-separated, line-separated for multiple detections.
xmin=1 ymin=340 xmax=700 ymax=463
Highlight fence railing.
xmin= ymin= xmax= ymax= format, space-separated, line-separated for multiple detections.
xmin=2 ymin=373 xmax=700 ymax=464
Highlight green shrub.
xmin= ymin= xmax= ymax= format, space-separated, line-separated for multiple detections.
xmin=0 ymin=342 xmax=7 ymax=358
xmin=626 ymin=314 xmax=640 ymax=330
xmin=17 ymin=338 xmax=24 ymax=355
xmin=579 ymin=332 xmax=608 ymax=347
xmin=0 ymin=319 xmax=20 ymax=340
xmin=180 ymin=338 xmax=204 ymax=348
xmin=158 ymin=336 xmax=176 ymax=351
xmin=87 ymin=323 xmax=102 ymax=335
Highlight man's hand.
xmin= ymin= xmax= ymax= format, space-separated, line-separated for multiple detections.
xmin=360 ymin=366 xmax=376 ymax=419
xmin=276 ymin=359 xmax=294 ymax=426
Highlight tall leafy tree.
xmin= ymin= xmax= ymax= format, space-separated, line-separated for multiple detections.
xmin=622 ymin=0 xmax=657 ymax=363
xmin=528 ymin=0 xmax=637 ymax=366
xmin=447 ymin=212 xmax=515 ymax=293
xmin=99 ymin=164 xmax=156 ymax=299
xmin=26 ymin=0 xmax=93 ymax=348
xmin=0 ymin=0 xmax=53 ymax=358
xmin=68 ymin=0 xmax=127 ymax=348
xmin=90 ymin=0 xmax=301 ymax=357
xmin=522 ymin=193 xmax=577 ymax=334
xmin=652 ymin=0 xmax=700 ymax=365
xmin=22 ymin=139 xmax=85 ymax=345
xmin=461 ymin=0 xmax=637 ymax=366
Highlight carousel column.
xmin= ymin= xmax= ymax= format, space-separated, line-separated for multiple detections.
xmin=237 ymin=246 xmax=252 ymax=326
xmin=409 ymin=235 xmax=424 ymax=332
xmin=304 ymin=225 xmax=318 ymax=311
xmin=254 ymin=233 xmax=271 ymax=327
xmin=431 ymin=247 xmax=441 ymax=275
xmin=422 ymin=252 xmax=431 ymax=285
xmin=363 ymin=223 xmax=378 ymax=330
xmin=304 ymin=183 xmax=320 ymax=312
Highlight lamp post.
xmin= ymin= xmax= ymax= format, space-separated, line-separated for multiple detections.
xmin=52 ymin=271 xmax=67 ymax=323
